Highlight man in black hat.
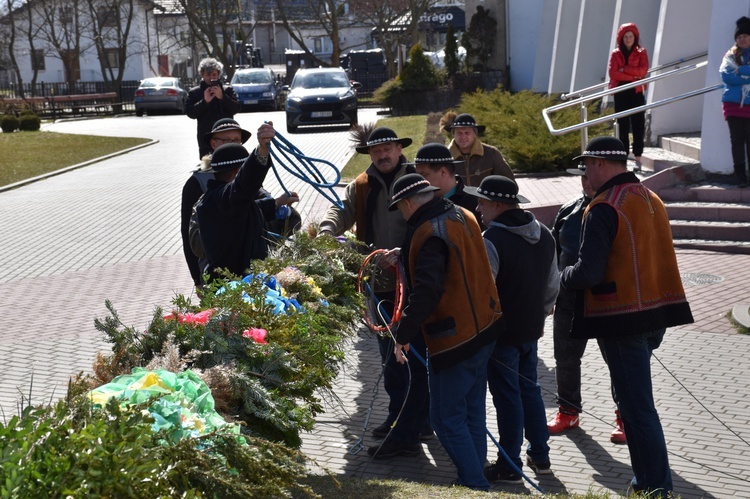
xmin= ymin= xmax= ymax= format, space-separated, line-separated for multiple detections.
xmin=186 ymin=57 xmax=242 ymax=158
xmin=318 ymin=126 xmax=432 ymax=452
xmin=181 ymin=118 xmax=299 ymax=287
xmin=444 ymin=113 xmax=515 ymax=187
xmin=409 ymin=143 xmax=480 ymax=227
xmin=193 ymin=122 xmax=277 ymax=281
xmin=560 ymin=136 xmax=693 ymax=497
xmin=388 ymin=173 xmax=501 ymax=490
xmin=463 ymin=175 xmax=559 ymax=483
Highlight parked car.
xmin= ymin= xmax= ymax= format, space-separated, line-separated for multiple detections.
xmin=230 ymin=68 xmax=281 ymax=111
xmin=133 ymin=77 xmax=188 ymax=116
xmin=283 ymin=67 xmax=361 ymax=133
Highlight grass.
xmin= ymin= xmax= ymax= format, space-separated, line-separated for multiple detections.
xmin=0 ymin=130 xmax=150 ymax=187
xmin=341 ymin=115 xmax=427 ymax=181
xmin=293 ymin=475 xmax=614 ymax=498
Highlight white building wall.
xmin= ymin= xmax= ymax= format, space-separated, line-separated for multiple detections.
xmin=547 ymin=0 xmax=582 ymax=94
xmin=701 ymin=0 xmax=750 ymax=174
xmin=569 ymin=0 xmax=617 ymax=93
xmin=508 ymin=0 xmax=544 ymax=92
xmin=648 ymin=0 xmax=712 ymax=144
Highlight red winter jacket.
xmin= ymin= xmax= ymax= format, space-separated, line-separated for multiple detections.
xmin=608 ymin=23 xmax=649 ymax=93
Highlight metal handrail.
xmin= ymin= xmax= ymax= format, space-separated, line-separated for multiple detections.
xmin=542 ymin=60 xmax=721 ymax=149
xmin=561 ymin=51 xmax=708 ymax=100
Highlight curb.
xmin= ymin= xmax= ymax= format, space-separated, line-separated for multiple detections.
xmin=0 ymin=139 xmax=159 ymax=193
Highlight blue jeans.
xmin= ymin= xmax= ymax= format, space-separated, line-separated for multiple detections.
xmin=430 ymin=341 xmax=495 ymax=490
xmin=598 ymin=329 xmax=672 ymax=496
xmin=487 ymin=340 xmax=550 ymax=472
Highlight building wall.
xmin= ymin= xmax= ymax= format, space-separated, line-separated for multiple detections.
xmin=648 ymin=0 xmax=711 ymax=144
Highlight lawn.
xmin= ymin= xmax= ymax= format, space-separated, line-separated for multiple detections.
xmin=0 ymin=130 xmax=151 ymax=187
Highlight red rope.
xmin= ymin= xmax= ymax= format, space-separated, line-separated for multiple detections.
xmin=357 ymin=249 xmax=404 ymax=334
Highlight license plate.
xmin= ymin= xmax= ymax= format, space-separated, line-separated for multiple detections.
xmin=243 ymin=99 xmax=258 ymax=105
xmin=311 ymin=111 xmax=332 ymax=118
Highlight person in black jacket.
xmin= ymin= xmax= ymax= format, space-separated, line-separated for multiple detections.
xmin=465 ymin=175 xmax=559 ymax=484
xmin=194 ymin=123 xmax=276 ymax=281
xmin=409 ymin=143 xmax=482 ymax=228
xmin=181 ymin=118 xmax=299 ymax=287
xmin=186 ymin=58 xmax=242 ymax=158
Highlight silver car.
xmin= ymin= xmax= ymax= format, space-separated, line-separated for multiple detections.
xmin=134 ymin=77 xmax=188 ymax=116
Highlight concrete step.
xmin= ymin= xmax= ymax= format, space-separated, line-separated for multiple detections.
xmin=658 ymin=132 xmax=701 ymax=162
xmin=659 ymin=185 xmax=750 ymax=203
xmin=640 ymin=146 xmax=699 ymax=173
xmin=665 ymin=202 xmax=750 ymax=222
xmin=670 ymin=219 xmax=750 ymax=242
xmin=673 ymin=238 xmax=750 ymax=255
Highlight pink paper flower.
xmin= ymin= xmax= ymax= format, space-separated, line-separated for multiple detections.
xmin=164 ymin=308 xmax=216 ymax=325
xmin=242 ymin=327 xmax=268 ymax=344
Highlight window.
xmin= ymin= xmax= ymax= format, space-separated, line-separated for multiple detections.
xmin=98 ymin=8 xmax=119 ymax=29
xmin=31 ymin=49 xmax=45 ymax=71
xmin=104 ymin=48 xmax=120 ymax=69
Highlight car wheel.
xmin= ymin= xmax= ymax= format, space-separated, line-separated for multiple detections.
xmin=136 ymin=108 xmax=144 ymax=117
xmin=287 ymin=123 xmax=298 ymax=133
xmin=351 ymin=111 xmax=358 ymax=126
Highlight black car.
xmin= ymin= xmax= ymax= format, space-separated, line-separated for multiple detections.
xmin=283 ymin=68 xmax=361 ymax=133
xmin=230 ymin=68 xmax=281 ymax=111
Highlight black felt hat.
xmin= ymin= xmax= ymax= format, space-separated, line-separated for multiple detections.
xmin=464 ymin=175 xmax=530 ymax=204
xmin=444 ymin=113 xmax=486 ymax=134
xmin=573 ymin=136 xmax=628 ymax=162
xmin=204 ymin=118 xmax=252 ymax=144
xmin=203 ymin=143 xmax=250 ymax=173
xmin=387 ymin=173 xmax=440 ymax=211
xmin=405 ymin=143 xmax=464 ymax=166
xmin=736 ymin=16 xmax=750 ymax=40
xmin=355 ymin=127 xmax=413 ymax=154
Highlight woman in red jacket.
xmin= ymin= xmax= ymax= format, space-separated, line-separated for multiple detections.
xmin=608 ymin=23 xmax=649 ymax=171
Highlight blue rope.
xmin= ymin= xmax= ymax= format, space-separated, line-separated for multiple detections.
xmin=485 ymin=429 xmax=545 ymax=493
xmin=267 ymin=129 xmax=344 ymax=209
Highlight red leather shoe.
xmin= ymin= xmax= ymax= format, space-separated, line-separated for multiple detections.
xmin=547 ymin=408 xmax=580 ymax=434
xmin=610 ymin=410 xmax=627 ymax=444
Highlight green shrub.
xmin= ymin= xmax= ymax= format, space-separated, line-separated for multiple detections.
xmin=0 ymin=388 xmax=310 ymax=496
xmin=1 ymin=114 xmax=19 ymax=133
xmin=400 ymin=44 xmax=441 ymax=91
xmin=457 ymin=88 xmax=612 ymax=172
xmin=19 ymin=113 xmax=41 ymax=131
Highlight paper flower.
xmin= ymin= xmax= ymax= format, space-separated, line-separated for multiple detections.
xmin=242 ymin=327 xmax=268 ymax=344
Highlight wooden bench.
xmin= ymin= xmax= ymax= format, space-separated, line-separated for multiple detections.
xmin=1 ymin=92 xmax=120 ymax=118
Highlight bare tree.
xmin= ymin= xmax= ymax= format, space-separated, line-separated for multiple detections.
xmin=175 ymin=0 xmax=254 ymax=79
xmin=1 ymin=0 xmax=24 ymax=96
xmin=349 ymin=0 xmax=407 ymax=76
xmin=85 ymin=0 xmax=136 ymax=93
xmin=271 ymin=0 xmax=365 ymax=67
xmin=31 ymin=0 xmax=92 ymax=92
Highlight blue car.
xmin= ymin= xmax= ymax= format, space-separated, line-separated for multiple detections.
xmin=230 ymin=68 xmax=281 ymax=111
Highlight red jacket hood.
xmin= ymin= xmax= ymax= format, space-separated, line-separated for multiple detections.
xmin=617 ymin=23 xmax=641 ymax=48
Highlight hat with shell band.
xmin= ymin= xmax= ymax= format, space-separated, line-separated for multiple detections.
xmin=203 ymin=143 xmax=250 ymax=173
xmin=387 ymin=173 xmax=440 ymax=211
xmin=572 ymin=136 xmax=629 ymax=162
xmin=444 ymin=113 xmax=486 ymax=134
xmin=404 ymin=143 xmax=465 ymax=166
xmin=204 ymin=118 xmax=252 ymax=145
xmin=355 ymin=127 xmax=413 ymax=154
xmin=464 ymin=175 xmax=530 ymax=204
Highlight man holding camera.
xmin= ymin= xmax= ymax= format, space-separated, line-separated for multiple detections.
xmin=187 ymin=57 xmax=242 ymax=158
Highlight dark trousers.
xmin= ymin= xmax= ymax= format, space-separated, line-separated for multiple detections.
xmin=552 ymin=289 xmax=589 ymax=412
xmin=614 ymin=88 xmax=646 ymax=157
xmin=598 ymin=329 xmax=671 ymax=496
xmin=727 ymin=116 xmax=750 ymax=182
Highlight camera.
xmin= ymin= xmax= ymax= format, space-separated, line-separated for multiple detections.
xmin=209 ymin=79 xmax=222 ymax=87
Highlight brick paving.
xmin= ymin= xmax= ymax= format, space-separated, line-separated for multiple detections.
xmin=1 ymin=114 xmax=749 ymax=497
